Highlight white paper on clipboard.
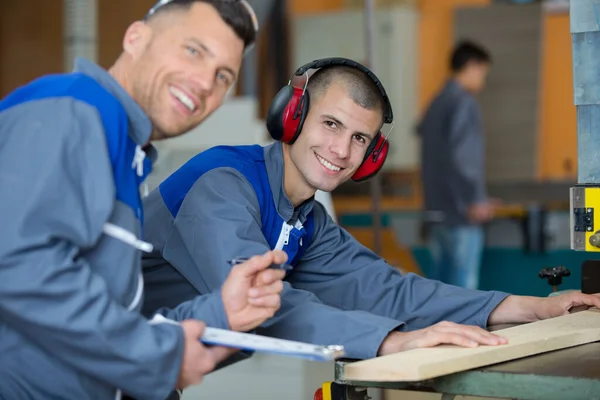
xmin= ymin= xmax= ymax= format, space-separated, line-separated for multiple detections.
xmin=201 ymin=327 xmax=345 ymax=362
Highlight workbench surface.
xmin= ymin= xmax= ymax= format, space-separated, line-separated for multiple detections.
xmin=335 ymin=342 xmax=600 ymax=400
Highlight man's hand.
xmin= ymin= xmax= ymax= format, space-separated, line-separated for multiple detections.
xmin=533 ymin=291 xmax=600 ymax=319
xmin=467 ymin=201 xmax=496 ymax=224
xmin=176 ymin=320 xmax=231 ymax=389
xmin=377 ymin=321 xmax=508 ymax=356
xmin=528 ymin=292 xmax=600 ymax=321
xmin=488 ymin=292 xmax=600 ymax=326
xmin=222 ymin=250 xmax=287 ymax=332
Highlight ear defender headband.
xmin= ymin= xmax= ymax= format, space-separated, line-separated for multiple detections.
xmin=266 ymin=57 xmax=394 ymax=182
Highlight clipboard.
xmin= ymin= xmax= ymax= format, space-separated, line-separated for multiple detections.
xmin=201 ymin=327 xmax=345 ymax=362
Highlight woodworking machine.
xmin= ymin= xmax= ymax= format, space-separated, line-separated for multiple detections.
xmin=569 ymin=0 xmax=600 ymax=295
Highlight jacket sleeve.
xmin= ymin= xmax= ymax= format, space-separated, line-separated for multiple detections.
xmin=155 ymin=291 xmax=231 ymax=330
xmin=166 ymin=167 xmax=403 ymax=359
xmin=448 ymin=96 xmax=488 ymax=205
xmin=0 ymin=98 xmax=183 ymax=400
xmin=152 ymin=291 xmax=256 ymax=372
xmin=289 ymin=202 xmax=510 ymax=330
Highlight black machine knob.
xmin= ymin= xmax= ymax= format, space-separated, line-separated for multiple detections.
xmin=538 ymin=266 xmax=571 ymax=292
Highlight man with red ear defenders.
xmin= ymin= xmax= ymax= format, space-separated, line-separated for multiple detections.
xmin=140 ymin=57 xmax=600 ymax=361
xmin=264 ymin=57 xmax=392 ymax=183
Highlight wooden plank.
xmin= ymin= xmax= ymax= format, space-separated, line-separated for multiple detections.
xmin=343 ymin=308 xmax=600 ymax=382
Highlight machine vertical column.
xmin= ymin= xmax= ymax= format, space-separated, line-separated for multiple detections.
xmin=569 ymin=0 xmax=600 ymax=251
xmin=363 ymin=0 xmax=384 ymax=256
xmin=571 ymin=0 xmax=600 ymax=183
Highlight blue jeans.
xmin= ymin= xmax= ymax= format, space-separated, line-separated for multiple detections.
xmin=428 ymin=225 xmax=484 ymax=290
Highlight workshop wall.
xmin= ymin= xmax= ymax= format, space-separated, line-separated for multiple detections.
xmin=290 ymin=0 xmax=345 ymax=14
xmin=0 ymin=0 xmax=577 ymax=178
xmin=417 ymin=0 xmax=577 ymax=182
xmin=0 ymin=0 xmax=153 ymax=98
xmin=290 ymin=0 xmax=418 ymax=15
xmin=0 ymin=0 xmax=63 ymax=98
xmin=417 ymin=0 xmax=491 ymax=113
xmin=455 ymin=3 xmax=544 ymax=182
xmin=538 ymin=13 xmax=577 ymax=181
xmin=97 ymin=0 xmax=153 ymax=69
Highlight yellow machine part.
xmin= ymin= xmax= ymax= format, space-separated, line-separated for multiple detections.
xmin=321 ymin=382 xmax=333 ymax=400
xmin=584 ymin=187 xmax=600 ymax=252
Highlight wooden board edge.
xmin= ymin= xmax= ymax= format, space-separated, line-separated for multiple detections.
xmin=343 ymin=310 xmax=600 ymax=382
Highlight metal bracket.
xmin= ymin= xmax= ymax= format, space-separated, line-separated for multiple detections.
xmin=570 ymin=186 xmax=587 ymax=250
xmin=573 ymin=207 xmax=594 ymax=233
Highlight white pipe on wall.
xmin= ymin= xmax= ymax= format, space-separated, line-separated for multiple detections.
xmin=63 ymin=0 xmax=97 ymax=71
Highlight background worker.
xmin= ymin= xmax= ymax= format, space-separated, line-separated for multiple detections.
xmin=418 ymin=40 xmax=497 ymax=289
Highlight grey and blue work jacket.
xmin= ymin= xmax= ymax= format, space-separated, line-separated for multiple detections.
xmin=141 ymin=142 xmax=510 ymax=360
xmin=0 ymin=58 xmax=184 ymax=400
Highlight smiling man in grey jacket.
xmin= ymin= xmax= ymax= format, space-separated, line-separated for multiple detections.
xmin=0 ymin=1 xmax=288 ymax=400
xmin=140 ymin=58 xmax=600 ymax=362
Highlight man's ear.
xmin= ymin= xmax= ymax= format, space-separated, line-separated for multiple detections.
xmin=122 ymin=21 xmax=152 ymax=59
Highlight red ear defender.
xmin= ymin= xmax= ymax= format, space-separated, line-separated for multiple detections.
xmin=266 ymin=85 xmax=308 ymax=144
xmin=351 ymin=133 xmax=389 ymax=182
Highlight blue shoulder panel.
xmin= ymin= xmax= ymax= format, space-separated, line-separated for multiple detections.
xmin=158 ymin=144 xmax=315 ymax=266
xmin=0 ymin=73 xmax=147 ymax=223
xmin=159 ymin=144 xmax=268 ymax=219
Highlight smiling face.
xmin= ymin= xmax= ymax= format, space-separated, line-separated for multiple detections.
xmin=283 ymin=81 xmax=383 ymax=205
xmin=120 ymin=2 xmax=244 ymax=140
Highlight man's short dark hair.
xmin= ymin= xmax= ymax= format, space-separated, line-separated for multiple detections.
xmin=306 ymin=65 xmax=386 ymax=125
xmin=145 ymin=0 xmax=257 ymax=49
xmin=450 ymin=40 xmax=491 ymax=72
